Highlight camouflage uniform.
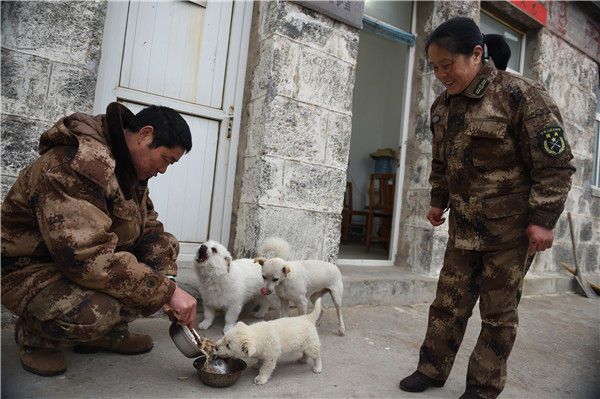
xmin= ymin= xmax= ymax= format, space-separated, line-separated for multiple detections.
xmin=419 ymin=61 xmax=575 ymax=398
xmin=1 ymin=103 xmax=179 ymax=348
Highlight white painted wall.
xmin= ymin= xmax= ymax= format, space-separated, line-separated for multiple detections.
xmin=347 ymin=30 xmax=409 ymax=211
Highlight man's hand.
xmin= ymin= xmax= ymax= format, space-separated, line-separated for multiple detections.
xmin=163 ymin=285 xmax=197 ymax=329
xmin=526 ymin=224 xmax=554 ymax=254
xmin=427 ymin=207 xmax=446 ymax=226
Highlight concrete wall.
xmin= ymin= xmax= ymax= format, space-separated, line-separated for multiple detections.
xmin=1 ymin=1 xmax=107 ymax=198
xmin=231 ymin=0 xmax=360 ymax=262
xmin=399 ymin=0 xmax=600 ymax=277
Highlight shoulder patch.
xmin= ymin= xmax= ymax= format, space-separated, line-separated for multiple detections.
xmin=537 ymin=126 xmax=566 ymax=158
xmin=431 ymin=114 xmax=440 ymax=124
xmin=474 ymin=78 xmax=490 ymax=96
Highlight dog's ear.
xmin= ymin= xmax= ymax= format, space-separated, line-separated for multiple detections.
xmin=283 ymin=265 xmax=291 ymax=276
xmin=241 ymin=338 xmax=256 ymax=357
xmin=253 ymin=257 xmax=266 ymax=266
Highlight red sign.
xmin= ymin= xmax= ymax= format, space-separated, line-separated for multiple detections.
xmin=509 ymin=0 xmax=547 ymax=25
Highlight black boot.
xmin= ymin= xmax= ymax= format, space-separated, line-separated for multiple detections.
xmin=399 ymin=370 xmax=445 ymax=392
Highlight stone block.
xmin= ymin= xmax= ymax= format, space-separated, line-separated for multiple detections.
xmin=44 ymin=63 xmax=96 ymax=121
xmin=1 ymin=114 xmax=47 ymax=174
xmin=244 ymin=99 xmax=266 ymax=157
xmin=406 ymin=154 xmax=432 ymax=190
xmin=1 ymin=1 xmax=106 ymax=66
xmin=582 ymin=244 xmax=600 ymax=273
xmin=296 ymin=48 xmax=356 ymax=113
xmin=258 ymin=96 xmax=328 ymax=164
xmin=234 ymin=203 xmax=332 ymax=261
xmin=259 ymin=0 xmax=359 ymax=64
xmin=281 ymin=160 xmax=346 ymax=212
xmin=251 ymin=35 xmax=300 ymax=102
xmin=1 ymin=49 xmax=50 ymax=120
xmin=324 ymin=111 xmax=352 ymax=170
xmin=403 ymin=190 xmax=431 ymax=226
xmin=239 ymin=155 xmax=285 ymax=205
xmin=1 ymin=173 xmax=17 ymax=201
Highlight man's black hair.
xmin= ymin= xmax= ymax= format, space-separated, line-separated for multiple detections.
xmin=128 ymin=105 xmax=192 ymax=153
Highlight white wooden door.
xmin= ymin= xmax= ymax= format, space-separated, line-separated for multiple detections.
xmin=94 ymin=0 xmax=252 ymax=257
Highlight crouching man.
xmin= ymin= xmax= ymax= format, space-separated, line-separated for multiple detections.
xmin=1 ymin=102 xmax=197 ymax=376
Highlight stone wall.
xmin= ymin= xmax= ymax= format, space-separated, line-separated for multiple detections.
xmin=1 ymin=1 xmax=107 ymax=198
xmin=526 ymin=30 xmax=600 ymax=274
xmin=399 ymin=0 xmax=599 ymax=277
xmin=231 ymin=0 xmax=360 ymax=262
xmin=399 ymin=0 xmax=479 ymax=274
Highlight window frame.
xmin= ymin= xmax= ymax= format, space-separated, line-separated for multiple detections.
xmin=480 ymin=10 xmax=526 ymax=75
xmin=592 ymin=109 xmax=600 ymax=193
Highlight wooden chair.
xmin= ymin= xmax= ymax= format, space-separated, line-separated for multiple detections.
xmin=341 ymin=182 xmax=368 ymax=244
xmin=365 ymin=174 xmax=396 ymax=251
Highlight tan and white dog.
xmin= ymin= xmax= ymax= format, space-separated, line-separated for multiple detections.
xmin=215 ymin=298 xmax=323 ymax=385
xmin=255 ymin=243 xmax=345 ymax=336
xmin=193 ymin=240 xmax=283 ymax=334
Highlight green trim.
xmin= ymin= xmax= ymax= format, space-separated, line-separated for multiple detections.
xmin=362 ymin=15 xmax=415 ymax=47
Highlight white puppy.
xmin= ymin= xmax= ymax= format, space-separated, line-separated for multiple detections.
xmin=255 ymin=248 xmax=346 ymax=336
xmin=193 ymin=240 xmax=281 ymax=333
xmin=215 ymin=298 xmax=323 ymax=385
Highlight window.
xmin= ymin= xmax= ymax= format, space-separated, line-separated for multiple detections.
xmin=480 ymin=11 xmax=525 ymax=74
xmin=593 ymin=84 xmax=600 ymax=190
xmin=362 ymin=0 xmax=414 ymax=46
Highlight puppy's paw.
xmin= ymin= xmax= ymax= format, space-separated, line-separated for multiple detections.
xmin=338 ymin=326 xmax=345 ymax=336
xmin=197 ymin=321 xmax=211 ymax=330
xmin=253 ymin=375 xmax=269 ymax=385
xmin=312 ymin=364 xmax=322 ymax=373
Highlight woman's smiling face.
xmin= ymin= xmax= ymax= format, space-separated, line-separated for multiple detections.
xmin=428 ymin=43 xmax=483 ymax=95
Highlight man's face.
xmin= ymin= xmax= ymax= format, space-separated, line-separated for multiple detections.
xmin=129 ymin=126 xmax=185 ymax=180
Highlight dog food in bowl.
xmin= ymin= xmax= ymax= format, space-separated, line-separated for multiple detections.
xmin=193 ymin=355 xmax=247 ymax=387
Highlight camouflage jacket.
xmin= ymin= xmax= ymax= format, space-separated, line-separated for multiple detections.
xmin=1 ymin=103 xmax=177 ymax=316
xmin=429 ymin=61 xmax=575 ymax=251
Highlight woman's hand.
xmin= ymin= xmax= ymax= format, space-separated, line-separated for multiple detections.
xmin=526 ymin=224 xmax=554 ymax=254
xmin=427 ymin=207 xmax=447 ymax=226
xmin=163 ymin=285 xmax=197 ymax=329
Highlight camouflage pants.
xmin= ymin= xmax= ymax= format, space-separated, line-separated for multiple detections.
xmin=417 ymin=243 xmax=533 ymax=399
xmin=15 ymin=278 xmax=137 ymax=349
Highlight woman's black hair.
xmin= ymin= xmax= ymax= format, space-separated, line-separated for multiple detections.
xmin=425 ymin=17 xmax=511 ymax=71
xmin=127 ymin=105 xmax=193 ymax=153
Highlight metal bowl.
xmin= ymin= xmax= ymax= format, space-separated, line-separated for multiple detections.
xmin=169 ymin=321 xmax=203 ymax=358
xmin=193 ymin=355 xmax=247 ymax=388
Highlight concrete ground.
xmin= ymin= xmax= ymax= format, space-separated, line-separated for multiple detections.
xmin=2 ymin=293 xmax=599 ymax=399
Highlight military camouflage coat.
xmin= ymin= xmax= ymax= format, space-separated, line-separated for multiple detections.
xmin=1 ymin=103 xmax=178 ymax=317
xmin=429 ymin=61 xmax=575 ymax=251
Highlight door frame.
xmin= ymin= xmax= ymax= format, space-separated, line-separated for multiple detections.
xmin=338 ymin=4 xmax=416 ymax=267
xmin=93 ymin=0 xmax=254 ymax=261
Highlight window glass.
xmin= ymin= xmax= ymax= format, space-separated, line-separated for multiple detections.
xmin=364 ymin=0 xmax=412 ymax=31
xmin=480 ymin=11 xmax=523 ymax=73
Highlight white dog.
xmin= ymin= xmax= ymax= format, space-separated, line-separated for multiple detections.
xmin=254 ymin=244 xmax=345 ymax=336
xmin=193 ymin=240 xmax=282 ymax=333
xmin=215 ymin=298 xmax=323 ymax=385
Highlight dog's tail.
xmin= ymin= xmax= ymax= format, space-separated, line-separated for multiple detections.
xmin=259 ymin=237 xmax=290 ymax=259
xmin=307 ymin=297 xmax=323 ymax=325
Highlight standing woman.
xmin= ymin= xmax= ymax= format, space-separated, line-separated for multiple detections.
xmin=399 ymin=17 xmax=575 ymax=399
